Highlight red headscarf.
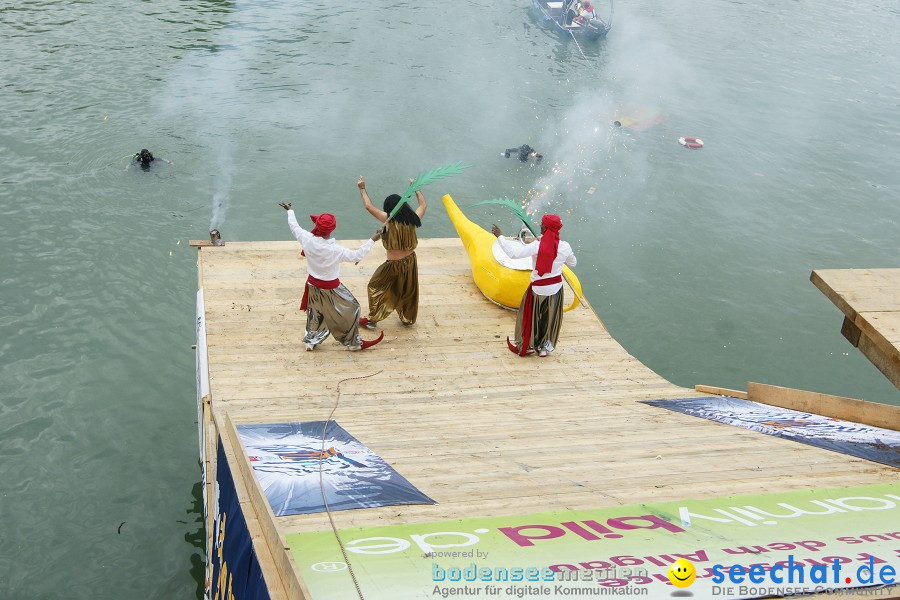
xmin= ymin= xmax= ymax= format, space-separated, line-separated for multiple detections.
xmin=535 ymin=214 xmax=562 ymax=276
xmin=309 ymin=213 xmax=336 ymax=237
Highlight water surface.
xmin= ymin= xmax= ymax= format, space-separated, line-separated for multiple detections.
xmin=1 ymin=0 xmax=897 ymax=597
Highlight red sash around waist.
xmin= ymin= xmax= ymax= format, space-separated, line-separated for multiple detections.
xmin=300 ymin=275 xmax=340 ymax=310
xmin=532 ymin=274 xmax=562 ymax=287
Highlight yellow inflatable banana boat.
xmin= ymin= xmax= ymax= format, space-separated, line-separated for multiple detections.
xmin=442 ymin=194 xmax=583 ymax=311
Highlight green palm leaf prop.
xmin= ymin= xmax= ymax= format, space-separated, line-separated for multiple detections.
xmin=471 ymin=198 xmax=538 ymax=235
xmin=389 ymin=161 xmax=472 ymax=219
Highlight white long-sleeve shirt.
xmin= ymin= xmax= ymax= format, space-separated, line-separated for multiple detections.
xmin=287 ymin=210 xmax=374 ymax=280
xmin=495 ymin=236 xmax=577 ymax=295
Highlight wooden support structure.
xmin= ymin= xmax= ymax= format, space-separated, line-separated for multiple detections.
xmin=195 ymin=241 xmax=900 ymax=598
xmin=694 ymin=384 xmax=748 ymax=399
xmin=811 ymin=268 xmax=900 ymax=389
xmin=748 ymin=381 xmax=900 ymax=430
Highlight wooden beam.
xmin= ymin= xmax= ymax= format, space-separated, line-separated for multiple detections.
xmin=747 ymin=382 xmax=900 ymax=431
xmin=694 ymin=384 xmax=748 ymax=399
xmin=856 ymin=326 xmax=900 ymax=390
xmin=840 ymin=315 xmax=862 ymax=347
xmin=202 ymin=399 xmax=216 ymax=575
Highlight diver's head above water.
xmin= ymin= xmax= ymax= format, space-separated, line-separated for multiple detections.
xmin=136 ymin=149 xmax=154 ymax=165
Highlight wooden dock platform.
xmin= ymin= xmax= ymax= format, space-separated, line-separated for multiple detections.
xmin=812 ymin=268 xmax=900 ymax=390
xmin=194 ymin=239 xmax=899 ymax=599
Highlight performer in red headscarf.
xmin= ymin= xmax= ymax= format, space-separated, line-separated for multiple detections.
xmin=581 ymin=0 xmax=596 ymax=18
xmin=279 ymin=202 xmax=385 ymax=351
xmin=492 ymin=214 xmax=577 ymax=357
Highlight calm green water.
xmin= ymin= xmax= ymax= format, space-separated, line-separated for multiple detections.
xmin=1 ymin=0 xmax=897 ymax=597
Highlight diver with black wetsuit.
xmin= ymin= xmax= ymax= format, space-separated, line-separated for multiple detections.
xmin=503 ymin=144 xmax=543 ymax=163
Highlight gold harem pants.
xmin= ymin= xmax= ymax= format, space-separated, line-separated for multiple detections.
xmin=304 ymin=283 xmax=363 ymax=349
xmin=366 ymin=252 xmax=418 ymax=325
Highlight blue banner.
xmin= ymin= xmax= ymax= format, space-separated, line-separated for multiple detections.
xmin=643 ymin=396 xmax=900 ymax=467
xmin=209 ymin=439 xmax=272 ymax=600
xmin=238 ymin=421 xmax=436 ymax=516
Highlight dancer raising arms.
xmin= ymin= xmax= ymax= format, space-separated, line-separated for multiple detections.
xmin=357 ymin=176 xmax=426 ymax=329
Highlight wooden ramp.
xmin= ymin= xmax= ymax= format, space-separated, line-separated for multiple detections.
xmin=195 ymin=240 xmax=899 ymax=599
xmin=812 ymin=268 xmax=900 ymax=390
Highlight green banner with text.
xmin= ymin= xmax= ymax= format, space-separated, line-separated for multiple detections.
xmin=287 ymin=483 xmax=900 ymax=599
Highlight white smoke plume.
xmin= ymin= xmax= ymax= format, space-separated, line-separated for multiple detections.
xmin=526 ymin=5 xmax=698 ymax=219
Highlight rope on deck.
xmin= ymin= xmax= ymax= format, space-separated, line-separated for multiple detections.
xmin=318 ymin=369 xmax=384 ymax=600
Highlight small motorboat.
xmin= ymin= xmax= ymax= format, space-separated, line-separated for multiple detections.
xmin=442 ymin=194 xmax=584 ymax=311
xmin=532 ymin=0 xmax=612 ymax=40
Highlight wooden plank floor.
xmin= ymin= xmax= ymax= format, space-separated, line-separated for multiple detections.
xmin=811 ymin=268 xmax=900 ymax=389
xmin=200 ymin=240 xmax=899 ymax=542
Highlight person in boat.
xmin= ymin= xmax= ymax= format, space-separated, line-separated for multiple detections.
xmin=504 ymin=144 xmax=543 ymax=163
xmin=357 ymin=176 xmax=426 ymax=329
xmin=491 ymin=215 xmax=577 ymax=357
xmin=279 ymin=201 xmax=385 ymax=351
xmin=578 ymin=0 xmax=596 ymax=20
xmin=130 ymin=149 xmax=172 ymax=169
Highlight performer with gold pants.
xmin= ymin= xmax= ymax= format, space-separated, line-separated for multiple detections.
xmin=356 ymin=176 xmax=426 ymax=328
xmin=279 ymin=202 xmax=384 ymax=352
xmin=492 ymin=215 xmax=577 ymax=357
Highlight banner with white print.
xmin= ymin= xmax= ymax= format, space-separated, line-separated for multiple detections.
xmin=287 ymin=483 xmax=900 ymax=599
xmin=643 ymin=396 xmax=900 ymax=467
xmin=237 ymin=421 xmax=435 ymax=516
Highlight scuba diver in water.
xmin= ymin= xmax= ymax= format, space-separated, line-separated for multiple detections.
xmin=129 ymin=149 xmax=173 ymax=170
xmin=503 ymin=144 xmax=543 ymax=163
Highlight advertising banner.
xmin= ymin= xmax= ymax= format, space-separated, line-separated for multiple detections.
xmin=237 ymin=421 xmax=435 ymax=516
xmin=643 ymin=396 xmax=900 ymax=467
xmin=209 ymin=440 xmax=271 ymax=600
xmin=287 ymin=483 xmax=900 ymax=599
xmin=196 ymin=289 xmax=210 ymax=527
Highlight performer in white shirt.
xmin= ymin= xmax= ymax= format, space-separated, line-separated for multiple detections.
xmin=491 ymin=214 xmax=577 ymax=357
xmin=280 ymin=202 xmax=384 ymax=351
xmin=579 ymin=0 xmax=596 ymax=20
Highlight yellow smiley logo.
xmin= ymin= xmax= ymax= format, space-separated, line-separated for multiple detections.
xmin=667 ymin=558 xmax=696 ymax=588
